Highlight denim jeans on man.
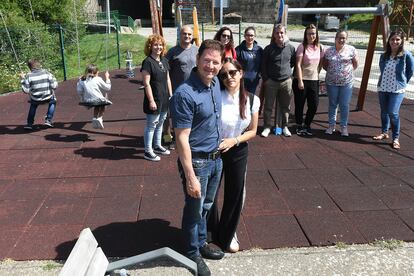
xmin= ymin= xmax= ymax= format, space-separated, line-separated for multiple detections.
xmin=27 ymin=96 xmax=56 ymax=126
xmin=378 ymin=92 xmax=404 ymax=140
xmin=178 ymin=157 xmax=223 ymax=257
xmin=144 ymin=111 xmax=167 ymax=152
xmin=327 ymin=84 xmax=353 ymax=127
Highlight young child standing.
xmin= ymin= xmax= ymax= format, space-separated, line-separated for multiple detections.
xmin=20 ymin=59 xmax=58 ymax=130
xmin=76 ymin=64 xmax=112 ymax=129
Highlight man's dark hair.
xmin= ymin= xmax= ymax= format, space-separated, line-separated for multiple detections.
xmin=198 ymin=39 xmax=225 ymax=61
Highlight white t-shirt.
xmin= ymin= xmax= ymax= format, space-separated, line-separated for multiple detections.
xmin=221 ymin=90 xmax=260 ymax=139
xmin=378 ymin=59 xmax=404 ymax=93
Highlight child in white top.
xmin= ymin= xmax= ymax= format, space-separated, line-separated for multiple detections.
xmin=76 ymin=64 xmax=112 ymax=129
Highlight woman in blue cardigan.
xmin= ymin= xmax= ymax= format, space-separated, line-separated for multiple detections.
xmin=374 ymin=29 xmax=414 ymax=149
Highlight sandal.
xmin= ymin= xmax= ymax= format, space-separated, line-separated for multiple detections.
xmin=373 ymin=133 xmax=389 ymax=140
xmin=392 ymin=139 xmax=400 ymax=149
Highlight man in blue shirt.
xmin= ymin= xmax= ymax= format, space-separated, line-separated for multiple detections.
xmin=170 ymin=39 xmax=224 ymax=276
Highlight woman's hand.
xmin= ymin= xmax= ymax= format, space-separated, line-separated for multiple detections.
xmin=298 ymin=80 xmax=304 ymax=90
xmin=219 ymin=138 xmax=237 ymax=152
xmin=149 ymin=100 xmax=157 ymax=111
xmin=104 ymin=71 xmax=110 ymax=80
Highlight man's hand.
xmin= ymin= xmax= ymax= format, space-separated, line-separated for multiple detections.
xmin=186 ymin=175 xmax=201 ymax=198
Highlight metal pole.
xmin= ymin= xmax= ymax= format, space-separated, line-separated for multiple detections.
xmin=57 ymin=24 xmax=67 ymax=81
xmin=106 ymin=0 xmax=110 ymax=34
xmin=201 ymin=22 xmax=204 ymax=41
xmin=286 ymin=6 xmax=384 ymax=15
xmin=116 ymin=27 xmax=121 ymax=69
xmin=219 ymin=0 xmax=223 ymax=28
xmin=239 ymin=21 xmax=241 ymax=45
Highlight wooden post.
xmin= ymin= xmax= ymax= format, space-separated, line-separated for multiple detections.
xmin=356 ymin=15 xmax=380 ymax=111
xmin=149 ymin=0 xmax=160 ymax=34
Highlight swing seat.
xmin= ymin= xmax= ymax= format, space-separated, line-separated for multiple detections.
xmin=79 ymin=98 xmax=112 ymax=108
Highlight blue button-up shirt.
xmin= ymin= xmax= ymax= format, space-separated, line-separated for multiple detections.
xmin=170 ymin=69 xmax=222 ymax=153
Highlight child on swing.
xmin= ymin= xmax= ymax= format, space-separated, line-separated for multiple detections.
xmin=76 ymin=64 xmax=112 ymax=129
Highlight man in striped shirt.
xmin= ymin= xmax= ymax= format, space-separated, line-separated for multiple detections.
xmin=20 ymin=59 xmax=58 ymax=130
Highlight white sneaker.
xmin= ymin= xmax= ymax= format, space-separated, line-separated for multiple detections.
xmin=96 ymin=117 xmax=104 ymax=129
xmin=261 ymin=128 xmax=271 ymax=138
xmin=154 ymin=146 xmax=171 ymax=155
xmin=325 ymin=125 xmax=335 ymax=135
xmin=144 ymin=151 xmax=161 ymax=161
xmin=228 ymin=233 xmax=239 ymax=253
xmin=282 ymin=126 xmax=291 ymax=137
xmin=340 ymin=126 xmax=349 ymax=137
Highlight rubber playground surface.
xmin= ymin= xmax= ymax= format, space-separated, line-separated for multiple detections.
xmin=0 ymin=69 xmax=414 ymax=261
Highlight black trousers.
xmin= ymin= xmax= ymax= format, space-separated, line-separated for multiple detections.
xmin=293 ymin=78 xmax=319 ymax=127
xmin=207 ymin=142 xmax=248 ymax=250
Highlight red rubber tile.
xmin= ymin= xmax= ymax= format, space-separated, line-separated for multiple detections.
xmin=395 ymin=209 xmax=414 ymax=231
xmin=61 ymin=158 xmax=107 ymax=178
xmin=95 ymin=176 xmax=144 ymax=198
xmin=8 ymin=225 xmax=84 ymax=260
xmin=0 ymin=179 xmax=13 ymax=196
xmin=31 ymin=194 xmax=92 ymax=225
xmin=371 ymin=184 xmax=414 ymax=210
xmin=103 ymin=158 xmax=147 ymax=176
xmin=386 ymin=166 xmax=414 ymax=186
xmin=142 ymin=175 xmax=182 ymax=194
xmin=84 ymin=195 xmax=140 ymax=225
xmin=326 ymin=186 xmax=388 ymax=211
xmin=0 ymin=199 xmax=43 ymax=226
xmin=247 ymin=154 xmax=266 ymax=171
xmin=310 ymin=167 xmax=363 ymax=188
xmin=269 ymin=168 xmax=321 ymax=190
xmin=280 ymin=187 xmax=339 ymax=213
xmin=296 ymin=211 xmax=366 ymax=245
xmin=297 ymin=151 xmax=342 ymax=169
xmin=0 ymin=178 xmax=56 ymax=200
xmin=345 ymin=210 xmax=414 ymax=242
xmin=51 ymin=177 xmax=99 ymax=197
xmin=261 ymin=152 xmax=305 ymax=170
xmin=367 ymin=150 xmax=414 ymax=167
xmin=0 ymin=149 xmax=40 ymax=164
xmin=244 ymin=215 xmax=309 ymax=248
xmin=243 ymin=171 xmax=290 ymax=216
xmin=0 ymin=226 xmax=27 ymax=260
xmin=349 ymin=166 xmax=407 ymax=188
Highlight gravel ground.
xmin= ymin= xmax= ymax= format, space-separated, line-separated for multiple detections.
xmin=1 ymin=242 xmax=414 ymax=275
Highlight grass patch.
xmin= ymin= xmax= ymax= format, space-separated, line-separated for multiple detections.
xmin=334 ymin=241 xmax=348 ymax=249
xmin=42 ymin=262 xmax=60 ymax=271
xmin=372 ymin=238 xmax=403 ymax=250
xmin=344 ymin=14 xmax=374 ymax=33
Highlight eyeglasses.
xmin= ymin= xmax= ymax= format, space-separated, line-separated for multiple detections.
xmin=221 ymin=34 xmax=231 ymax=39
xmin=219 ymin=69 xmax=238 ymax=80
xmin=158 ymin=61 xmax=165 ymax=72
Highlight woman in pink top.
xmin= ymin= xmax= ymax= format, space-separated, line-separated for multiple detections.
xmin=214 ymin=27 xmax=237 ymax=60
xmin=293 ymin=24 xmax=324 ymax=136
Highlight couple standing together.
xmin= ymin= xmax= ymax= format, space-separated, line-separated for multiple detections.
xmin=168 ymin=27 xmax=259 ymax=275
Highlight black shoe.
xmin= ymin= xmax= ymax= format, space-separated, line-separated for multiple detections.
xmin=296 ymin=125 xmax=304 ymax=136
xmin=199 ymin=244 xmax=224 ymax=260
xmin=303 ymin=126 xmax=313 ymax=136
xmin=190 ymin=255 xmax=211 ymax=276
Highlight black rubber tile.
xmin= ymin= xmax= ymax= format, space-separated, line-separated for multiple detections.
xmin=296 ymin=211 xmax=366 ymax=245
xmin=349 ymin=166 xmax=407 ymax=188
xmin=280 ymin=187 xmax=340 ymax=213
xmin=371 ymin=184 xmax=414 ymax=210
xmin=31 ymin=193 xmax=92 ymax=225
xmin=269 ymin=169 xmax=321 ymax=190
xmin=8 ymin=224 xmax=84 ymax=260
xmin=310 ymin=167 xmax=363 ymax=188
xmin=326 ymin=186 xmax=388 ymax=212
xmin=0 ymin=199 xmax=43 ymax=226
xmin=395 ymin=209 xmax=414 ymax=230
xmin=345 ymin=210 xmax=414 ymax=242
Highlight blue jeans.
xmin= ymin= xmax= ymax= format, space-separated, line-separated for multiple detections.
xmin=144 ymin=111 xmax=167 ymax=152
xmin=327 ymin=84 xmax=353 ymax=127
xmin=27 ymin=96 xmax=56 ymax=126
xmin=178 ymin=157 xmax=223 ymax=257
xmin=378 ymin=92 xmax=404 ymax=140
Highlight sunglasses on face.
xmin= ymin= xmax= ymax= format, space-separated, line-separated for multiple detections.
xmin=221 ymin=34 xmax=231 ymax=39
xmin=219 ymin=69 xmax=238 ymax=80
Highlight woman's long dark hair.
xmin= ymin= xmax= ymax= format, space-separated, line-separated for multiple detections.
xmin=302 ymin=24 xmax=320 ymax=50
xmin=384 ymin=29 xmax=405 ymax=60
xmin=221 ymin=58 xmax=249 ymax=119
xmin=214 ymin=26 xmax=235 ymax=49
